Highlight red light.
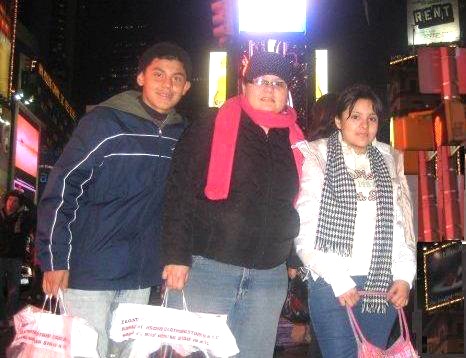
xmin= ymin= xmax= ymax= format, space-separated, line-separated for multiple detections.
xmin=211 ymin=0 xmax=232 ymax=46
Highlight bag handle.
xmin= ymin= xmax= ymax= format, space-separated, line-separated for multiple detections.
xmin=358 ymin=290 xmax=411 ymax=340
xmin=41 ymin=289 xmax=68 ymax=315
xmin=398 ymin=306 xmax=411 ymax=342
xmin=346 ymin=306 xmax=368 ymax=346
xmin=41 ymin=295 xmax=53 ymax=312
xmin=159 ymin=289 xmax=213 ymax=358
xmin=357 ymin=290 xmax=387 ymax=297
xmin=346 ymin=306 xmax=410 ymax=343
xmin=347 ymin=290 xmax=412 ymax=345
xmin=162 ymin=288 xmax=189 ymax=311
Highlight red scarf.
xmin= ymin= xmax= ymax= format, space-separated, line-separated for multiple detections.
xmin=205 ymin=95 xmax=304 ymax=200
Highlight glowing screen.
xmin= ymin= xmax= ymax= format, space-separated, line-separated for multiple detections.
xmin=238 ymin=0 xmax=306 ymax=34
xmin=15 ymin=113 xmax=39 ymax=177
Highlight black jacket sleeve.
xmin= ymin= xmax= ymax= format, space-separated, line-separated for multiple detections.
xmin=160 ymin=117 xmax=214 ymax=267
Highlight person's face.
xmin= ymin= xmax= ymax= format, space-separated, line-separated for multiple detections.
xmin=335 ymin=98 xmax=379 ymax=154
xmin=242 ymin=75 xmax=289 ymax=113
xmin=137 ymin=58 xmax=191 ymax=114
xmin=5 ymin=196 xmax=20 ymax=215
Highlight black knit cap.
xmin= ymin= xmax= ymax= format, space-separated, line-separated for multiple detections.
xmin=244 ymin=51 xmax=292 ymax=86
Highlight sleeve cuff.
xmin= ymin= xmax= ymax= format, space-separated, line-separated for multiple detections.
xmin=393 ymin=272 xmax=415 ymax=289
xmin=326 ymin=274 xmax=356 ymax=297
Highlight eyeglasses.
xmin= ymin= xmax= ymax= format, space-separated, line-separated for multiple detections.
xmin=251 ymin=78 xmax=287 ymax=89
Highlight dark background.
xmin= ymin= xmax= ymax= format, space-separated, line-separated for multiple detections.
xmin=17 ymin=0 xmax=451 ymax=114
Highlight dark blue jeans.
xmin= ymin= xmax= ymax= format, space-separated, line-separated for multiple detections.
xmin=167 ymin=256 xmax=288 ymax=358
xmin=307 ymin=276 xmax=397 ymax=358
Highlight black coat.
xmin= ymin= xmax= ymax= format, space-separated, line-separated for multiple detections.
xmin=161 ymin=111 xmax=300 ymax=270
xmin=0 ymin=208 xmax=32 ymax=259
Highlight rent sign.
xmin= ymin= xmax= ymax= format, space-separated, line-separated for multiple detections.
xmin=407 ymin=0 xmax=460 ymax=45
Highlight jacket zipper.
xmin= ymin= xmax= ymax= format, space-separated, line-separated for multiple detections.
xmin=138 ymin=124 xmax=164 ymax=289
xmin=261 ymin=134 xmax=272 ymax=261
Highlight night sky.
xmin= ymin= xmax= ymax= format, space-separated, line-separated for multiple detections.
xmin=18 ymin=1 xmax=465 ymax=111
xmin=124 ymin=0 xmax=409 ymax=92
xmin=148 ymin=0 xmax=409 ymax=112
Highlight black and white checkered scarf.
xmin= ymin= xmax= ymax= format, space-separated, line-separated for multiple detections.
xmin=315 ymin=131 xmax=393 ymax=313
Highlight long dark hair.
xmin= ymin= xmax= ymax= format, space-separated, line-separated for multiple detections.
xmin=306 ymin=93 xmax=338 ymax=141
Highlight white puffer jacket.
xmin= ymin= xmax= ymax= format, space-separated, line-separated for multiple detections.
xmin=294 ymin=137 xmax=416 ymax=297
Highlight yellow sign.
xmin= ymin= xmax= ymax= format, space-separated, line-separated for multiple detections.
xmin=315 ymin=49 xmax=328 ymax=100
xmin=0 ymin=31 xmax=10 ymax=98
xmin=208 ymin=52 xmax=227 ymax=108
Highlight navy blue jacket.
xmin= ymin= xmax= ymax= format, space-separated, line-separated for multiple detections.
xmin=37 ymin=91 xmax=186 ymax=290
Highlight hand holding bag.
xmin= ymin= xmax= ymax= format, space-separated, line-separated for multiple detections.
xmin=346 ymin=291 xmax=419 ymax=358
xmin=7 ymin=291 xmax=99 ymax=358
xmin=109 ymin=289 xmax=239 ymax=357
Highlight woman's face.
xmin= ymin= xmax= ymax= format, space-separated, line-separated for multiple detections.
xmin=242 ymin=75 xmax=289 ymax=113
xmin=335 ymin=98 xmax=379 ymax=154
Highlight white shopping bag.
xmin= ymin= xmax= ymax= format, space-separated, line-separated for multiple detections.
xmin=7 ymin=292 xmax=99 ymax=358
xmin=110 ymin=290 xmax=239 ymax=357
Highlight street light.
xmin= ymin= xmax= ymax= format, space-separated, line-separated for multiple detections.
xmin=13 ymin=90 xmax=24 ymax=101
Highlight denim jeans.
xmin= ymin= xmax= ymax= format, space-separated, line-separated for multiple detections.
xmin=63 ymin=287 xmax=150 ymax=358
xmin=167 ymin=256 xmax=288 ymax=358
xmin=307 ymin=276 xmax=397 ymax=358
xmin=0 ymin=257 xmax=22 ymax=321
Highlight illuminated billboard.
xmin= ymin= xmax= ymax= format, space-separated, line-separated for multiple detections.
xmin=15 ymin=112 xmax=39 ymax=178
xmin=315 ymin=49 xmax=328 ymax=100
xmin=407 ymin=0 xmax=460 ymax=45
xmin=208 ymin=51 xmax=227 ymax=108
xmin=424 ymin=242 xmax=463 ymax=311
xmin=238 ymin=0 xmax=306 ymax=35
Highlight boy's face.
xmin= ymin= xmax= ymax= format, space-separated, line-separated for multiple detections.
xmin=137 ymin=58 xmax=191 ymax=114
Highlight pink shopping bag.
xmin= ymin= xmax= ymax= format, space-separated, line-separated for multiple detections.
xmin=346 ymin=291 xmax=419 ymax=358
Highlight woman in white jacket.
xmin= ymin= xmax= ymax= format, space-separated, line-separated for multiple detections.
xmin=295 ymin=84 xmax=416 ymax=357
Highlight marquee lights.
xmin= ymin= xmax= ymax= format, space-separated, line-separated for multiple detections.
xmin=7 ymin=0 xmax=18 ymax=99
xmin=423 ymin=242 xmax=464 ymax=311
xmin=37 ymin=63 xmax=77 ymax=120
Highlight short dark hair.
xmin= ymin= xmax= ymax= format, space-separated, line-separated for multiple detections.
xmin=137 ymin=42 xmax=192 ymax=80
xmin=336 ymin=84 xmax=385 ymax=121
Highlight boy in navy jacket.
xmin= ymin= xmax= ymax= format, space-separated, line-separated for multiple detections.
xmin=37 ymin=42 xmax=191 ymax=358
